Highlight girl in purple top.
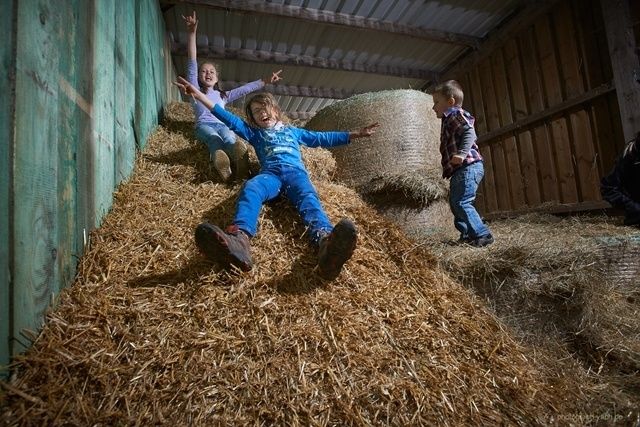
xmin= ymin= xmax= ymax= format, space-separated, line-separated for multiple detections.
xmin=182 ymin=11 xmax=283 ymax=181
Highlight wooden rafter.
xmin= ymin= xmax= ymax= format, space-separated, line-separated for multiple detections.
xmin=171 ymin=38 xmax=438 ymax=81
xmin=160 ymin=0 xmax=481 ymax=48
xmin=221 ymin=81 xmax=353 ymax=99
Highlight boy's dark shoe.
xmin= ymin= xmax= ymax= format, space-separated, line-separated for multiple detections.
xmin=212 ymin=150 xmax=232 ymax=182
xmin=195 ymin=223 xmax=253 ymax=271
xmin=469 ymin=234 xmax=494 ymax=248
xmin=318 ymin=219 xmax=358 ymax=280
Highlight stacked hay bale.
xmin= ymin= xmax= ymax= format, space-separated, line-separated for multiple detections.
xmin=581 ymin=233 xmax=640 ymax=370
xmin=305 ymin=90 xmax=449 ymax=238
xmin=421 ymin=214 xmax=640 ymax=415
xmin=1 ymin=108 xmax=608 ymax=425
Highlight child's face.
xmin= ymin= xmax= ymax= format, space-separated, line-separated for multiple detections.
xmin=432 ymin=93 xmax=454 ymax=118
xmin=250 ymin=102 xmax=277 ymax=128
xmin=199 ymin=64 xmax=218 ymax=87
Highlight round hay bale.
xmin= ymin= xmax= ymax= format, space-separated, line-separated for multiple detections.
xmin=375 ymin=199 xmax=451 ymax=238
xmin=360 ymin=167 xmax=450 ymax=236
xmin=305 ymin=90 xmax=441 ymax=187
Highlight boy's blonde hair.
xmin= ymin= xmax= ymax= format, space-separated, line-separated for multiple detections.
xmin=433 ymin=80 xmax=464 ymax=106
xmin=245 ymin=92 xmax=284 ymax=127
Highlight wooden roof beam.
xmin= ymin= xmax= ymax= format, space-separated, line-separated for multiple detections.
xmin=160 ymin=0 xmax=481 ymax=48
xmin=171 ymin=38 xmax=439 ymax=81
xmin=221 ymin=80 xmax=354 ymax=99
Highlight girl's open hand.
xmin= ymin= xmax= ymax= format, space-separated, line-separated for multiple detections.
xmin=358 ymin=122 xmax=380 ymax=137
xmin=173 ymin=76 xmax=199 ymax=98
xmin=182 ymin=10 xmax=198 ymax=32
xmin=267 ymin=69 xmax=283 ymax=84
xmin=350 ymin=122 xmax=380 ymax=139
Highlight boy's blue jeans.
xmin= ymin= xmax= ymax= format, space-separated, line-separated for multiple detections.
xmin=449 ymin=161 xmax=491 ymax=240
xmin=195 ymin=123 xmax=236 ymax=157
xmin=233 ymin=164 xmax=333 ymax=245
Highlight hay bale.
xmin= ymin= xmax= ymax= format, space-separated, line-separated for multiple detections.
xmin=374 ymin=200 xmax=451 ymax=238
xmin=580 ymin=234 xmax=640 ymax=369
xmin=359 ymin=167 xmax=450 ymax=237
xmin=419 ymin=214 xmax=640 ymax=416
xmin=306 ymin=91 xmax=447 ymax=236
xmin=305 ymin=90 xmax=441 ymax=187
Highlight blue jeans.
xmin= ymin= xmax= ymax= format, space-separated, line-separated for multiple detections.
xmin=233 ymin=164 xmax=333 ymax=245
xmin=449 ymin=161 xmax=491 ymax=239
xmin=195 ymin=122 xmax=236 ymax=157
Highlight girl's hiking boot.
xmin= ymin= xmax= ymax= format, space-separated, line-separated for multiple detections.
xmin=212 ymin=150 xmax=232 ymax=182
xmin=195 ymin=223 xmax=253 ymax=271
xmin=317 ymin=219 xmax=358 ymax=280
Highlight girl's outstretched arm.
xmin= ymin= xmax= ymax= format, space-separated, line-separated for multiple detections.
xmin=182 ymin=10 xmax=198 ymax=61
xmin=174 ymin=76 xmax=212 ymax=109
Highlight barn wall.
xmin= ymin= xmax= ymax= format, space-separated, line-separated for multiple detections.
xmin=452 ymin=0 xmax=626 ymax=217
xmin=1 ymin=0 xmax=180 ymax=376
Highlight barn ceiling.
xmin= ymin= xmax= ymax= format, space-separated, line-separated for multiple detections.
xmin=160 ymin=0 xmax=537 ymax=119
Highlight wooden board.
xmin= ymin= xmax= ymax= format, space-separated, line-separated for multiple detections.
xmin=115 ymin=2 xmax=137 ymax=184
xmin=516 ymin=131 xmax=542 ymax=206
xmin=12 ymin=0 xmax=62 ymax=353
xmin=601 ymin=0 xmax=640 ymax=142
xmin=503 ymin=136 xmax=527 ymax=209
xmin=0 ymin=0 xmax=14 ymax=376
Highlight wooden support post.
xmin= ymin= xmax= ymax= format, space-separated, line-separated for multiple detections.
xmin=601 ymin=0 xmax=640 ymax=142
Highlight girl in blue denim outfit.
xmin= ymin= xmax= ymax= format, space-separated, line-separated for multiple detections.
xmin=432 ymin=80 xmax=494 ymax=247
xmin=182 ymin=11 xmax=283 ymax=181
xmin=174 ymin=76 xmax=379 ymax=279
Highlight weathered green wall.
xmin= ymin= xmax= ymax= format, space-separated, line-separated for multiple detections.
xmin=1 ymin=0 xmax=179 ymax=376
xmin=1 ymin=0 xmax=16 ymax=376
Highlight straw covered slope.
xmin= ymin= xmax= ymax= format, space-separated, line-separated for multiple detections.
xmin=2 ymin=103 xmax=584 ymax=425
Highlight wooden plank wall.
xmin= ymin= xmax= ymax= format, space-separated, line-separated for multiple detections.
xmin=0 ymin=0 xmax=15 ymax=374
xmin=2 ymin=0 xmax=180 ymax=374
xmin=454 ymin=0 xmax=625 ymax=217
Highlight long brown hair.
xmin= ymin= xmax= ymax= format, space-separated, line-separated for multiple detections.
xmin=245 ymin=93 xmax=283 ymax=127
xmin=198 ymin=62 xmax=227 ymax=99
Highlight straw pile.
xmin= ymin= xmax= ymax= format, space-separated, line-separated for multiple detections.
xmin=0 ymin=106 xmax=596 ymax=425
xmin=420 ymin=213 xmax=640 ymax=420
xmin=305 ymin=90 xmax=450 ymax=237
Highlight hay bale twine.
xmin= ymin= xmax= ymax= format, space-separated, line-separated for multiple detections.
xmin=305 ymin=90 xmax=441 ymax=187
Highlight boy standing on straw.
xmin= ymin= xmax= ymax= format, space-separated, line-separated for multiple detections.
xmin=431 ymin=80 xmax=494 ymax=247
xmin=601 ymin=132 xmax=640 ymax=226
xmin=174 ymin=76 xmax=379 ymax=279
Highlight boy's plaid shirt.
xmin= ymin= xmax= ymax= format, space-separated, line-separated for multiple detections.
xmin=439 ymin=106 xmax=483 ymax=178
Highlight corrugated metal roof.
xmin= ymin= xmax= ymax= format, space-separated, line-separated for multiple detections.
xmin=161 ymin=0 xmax=527 ymax=117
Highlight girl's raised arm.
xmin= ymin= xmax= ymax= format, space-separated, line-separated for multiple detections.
xmin=182 ymin=10 xmax=198 ymax=61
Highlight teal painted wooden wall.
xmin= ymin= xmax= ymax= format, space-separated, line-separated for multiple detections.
xmin=0 ymin=0 xmax=15 ymax=377
xmin=0 ymin=0 xmax=180 ymax=376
